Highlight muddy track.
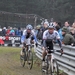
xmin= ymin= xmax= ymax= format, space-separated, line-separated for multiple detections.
xmin=0 ymin=48 xmax=42 ymax=75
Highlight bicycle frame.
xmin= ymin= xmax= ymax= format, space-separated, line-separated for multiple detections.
xmin=22 ymin=44 xmax=33 ymax=69
xmin=42 ymin=48 xmax=62 ymax=75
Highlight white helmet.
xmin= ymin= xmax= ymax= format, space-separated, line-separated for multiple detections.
xmin=26 ymin=24 xmax=33 ymax=30
xmin=48 ymin=22 xmax=55 ymax=28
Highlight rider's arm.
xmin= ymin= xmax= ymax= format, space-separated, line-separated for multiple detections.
xmin=42 ymin=30 xmax=48 ymax=47
xmin=33 ymin=35 xmax=37 ymax=43
xmin=21 ymin=35 xmax=26 ymax=43
xmin=31 ymin=30 xmax=38 ymax=43
xmin=21 ymin=30 xmax=27 ymax=43
xmin=57 ymin=39 xmax=62 ymax=48
xmin=55 ymin=30 xmax=63 ymax=49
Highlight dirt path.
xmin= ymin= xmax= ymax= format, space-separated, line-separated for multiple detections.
xmin=0 ymin=47 xmax=42 ymax=75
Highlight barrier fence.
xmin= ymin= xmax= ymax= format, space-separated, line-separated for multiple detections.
xmin=35 ymin=41 xmax=75 ymax=75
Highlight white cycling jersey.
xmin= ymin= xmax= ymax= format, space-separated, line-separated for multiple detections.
xmin=21 ymin=29 xmax=37 ymax=45
xmin=43 ymin=30 xmax=60 ymax=40
xmin=23 ymin=29 xmax=35 ymax=36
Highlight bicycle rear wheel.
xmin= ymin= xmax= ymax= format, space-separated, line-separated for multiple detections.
xmin=27 ymin=50 xmax=33 ymax=69
xmin=20 ymin=51 xmax=26 ymax=67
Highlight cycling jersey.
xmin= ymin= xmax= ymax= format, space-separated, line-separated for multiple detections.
xmin=43 ymin=30 xmax=60 ymax=40
xmin=21 ymin=29 xmax=37 ymax=43
xmin=42 ymin=30 xmax=62 ymax=49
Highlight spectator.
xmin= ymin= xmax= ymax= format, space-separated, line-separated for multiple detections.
xmin=72 ymin=22 xmax=75 ymax=31
xmin=64 ymin=21 xmax=71 ymax=32
xmin=69 ymin=28 xmax=75 ymax=38
xmin=55 ymin=25 xmax=63 ymax=41
xmin=41 ymin=21 xmax=49 ymax=31
xmin=35 ymin=22 xmax=49 ymax=40
xmin=53 ymin=21 xmax=58 ymax=27
xmin=2 ymin=27 xmax=6 ymax=36
xmin=15 ymin=27 xmax=23 ymax=36
xmin=6 ymin=26 xmax=10 ymax=35
xmin=62 ymin=27 xmax=75 ymax=45
xmin=35 ymin=25 xmax=42 ymax=40
xmin=9 ymin=27 xmax=15 ymax=36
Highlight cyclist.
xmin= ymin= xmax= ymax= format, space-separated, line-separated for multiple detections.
xmin=20 ymin=24 xmax=38 ymax=56
xmin=42 ymin=23 xmax=63 ymax=66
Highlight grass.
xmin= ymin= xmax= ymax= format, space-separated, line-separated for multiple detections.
xmin=0 ymin=46 xmax=42 ymax=75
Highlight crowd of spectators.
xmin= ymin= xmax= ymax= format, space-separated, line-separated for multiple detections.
xmin=0 ymin=26 xmax=23 ymax=36
xmin=0 ymin=20 xmax=75 ymax=46
xmin=35 ymin=20 xmax=75 ymax=46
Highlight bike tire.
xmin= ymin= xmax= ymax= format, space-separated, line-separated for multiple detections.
xmin=42 ymin=69 xmax=47 ymax=75
xmin=50 ymin=60 xmax=53 ymax=75
xmin=41 ymin=61 xmax=48 ymax=75
xmin=27 ymin=50 xmax=33 ymax=69
xmin=41 ymin=56 xmax=49 ymax=75
xmin=46 ymin=56 xmax=49 ymax=75
xmin=20 ymin=51 xmax=26 ymax=67
xmin=52 ymin=59 xmax=59 ymax=75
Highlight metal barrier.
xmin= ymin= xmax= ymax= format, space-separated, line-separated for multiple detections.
xmin=35 ymin=41 xmax=75 ymax=75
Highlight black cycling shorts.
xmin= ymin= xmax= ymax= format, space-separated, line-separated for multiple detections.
xmin=45 ymin=39 xmax=53 ymax=50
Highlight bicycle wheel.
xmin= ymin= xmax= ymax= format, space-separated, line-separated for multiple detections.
xmin=41 ymin=56 xmax=49 ymax=75
xmin=52 ymin=59 xmax=59 ymax=75
xmin=46 ymin=56 xmax=50 ymax=75
xmin=49 ymin=60 xmax=53 ymax=75
xmin=41 ymin=61 xmax=47 ymax=75
xmin=27 ymin=50 xmax=33 ymax=69
xmin=42 ymin=69 xmax=47 ymax=75
xmin=20 ymin=51 xmax=26 ymax=67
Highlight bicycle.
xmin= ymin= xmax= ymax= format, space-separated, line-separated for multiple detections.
xmin=41 ymin=47 xmax=63 ymax=75
xmin=20 ymin=44 xmax=33 ymax=70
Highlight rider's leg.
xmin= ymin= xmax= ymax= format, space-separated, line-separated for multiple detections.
xmin=20 ymin=43 xmax=25 ymax=56
xmin=42 ymin=47 xmax=47 ymax=66
xmin=42 ymin=47 xmax=47 ymax=61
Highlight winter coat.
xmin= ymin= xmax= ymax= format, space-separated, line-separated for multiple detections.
xmin=63 ymin=33 xmax=75 ymax=45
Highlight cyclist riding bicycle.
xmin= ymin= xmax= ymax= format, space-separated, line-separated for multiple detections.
xmin=20 ymin=24 xmax=38 ymax=56
xmin=42 ymin=23 xmax=63 ymax=66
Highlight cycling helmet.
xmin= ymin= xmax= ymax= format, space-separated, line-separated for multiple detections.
xmin=26 ymin=24 xmax=33 ymax=30
xmin=48 ymin=22 xmax=55 ymax=28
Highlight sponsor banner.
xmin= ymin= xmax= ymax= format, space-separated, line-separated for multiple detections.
xmin=0 ymin=35 xmax=21 ymax=44
xmin=0 ymin=35 xmax=21 ymax=41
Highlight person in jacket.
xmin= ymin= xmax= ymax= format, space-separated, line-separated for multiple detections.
xmin=62 ymin=27 xmax=75 ymax=45
xmin=56 ymin=25 xmax=63 ymax=41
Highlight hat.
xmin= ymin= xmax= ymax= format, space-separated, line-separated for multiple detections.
xmin=62 ymin=27 xmax=68 ymax=32
xmin=36 ymin=25 xmax=41 ymax=29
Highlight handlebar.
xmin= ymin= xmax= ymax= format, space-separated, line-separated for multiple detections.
xmin=46 ymin=47 xmax=64 ymax=56
xmin=55 ymin=49 xmax=64 ymax=56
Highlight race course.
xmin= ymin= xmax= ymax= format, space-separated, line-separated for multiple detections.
xmin=0 ymin=46 xmax=41 ymax=75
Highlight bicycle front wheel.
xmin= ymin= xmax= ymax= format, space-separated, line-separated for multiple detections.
xmin=27 ymin=50 xmax=33 ymax=69
xmin=52 ymin=59 xmax=59 ymax=75
xmin=20 ymin=52 xmax=26 ymax=67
